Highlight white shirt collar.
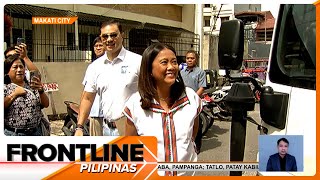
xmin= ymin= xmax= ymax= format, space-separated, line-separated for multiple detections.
xmin=105 ymin=46 xmax=126 ymax=63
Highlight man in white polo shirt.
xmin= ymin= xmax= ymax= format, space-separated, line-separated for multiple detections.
xmin=75 ymin=19 xmax=142 ymax=136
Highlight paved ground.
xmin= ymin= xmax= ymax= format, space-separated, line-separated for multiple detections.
xmin=50 ymin=117 xmax=127 ymax=136
xmin=50 ymin=120 xmax=64 ymax=136
xmin=196 ymin=104 xmax=261 ymax=176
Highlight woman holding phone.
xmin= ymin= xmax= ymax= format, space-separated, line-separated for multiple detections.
xmin=4 ymin=41 xmax=39 ymax=82
xmin=4 ymin=54 xmax=49 ymax=136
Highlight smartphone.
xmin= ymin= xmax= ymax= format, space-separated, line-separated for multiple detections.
xmin=17 ymin=37 xmax=25 ymax=45
xmin=30 ymin=70 xmax=40 ymax=82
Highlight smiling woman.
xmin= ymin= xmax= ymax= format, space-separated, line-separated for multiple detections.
xmin=3 ymin=54 xmax=49 ymax=136
xmin=123 ymin=43 xmax=202 ymax=176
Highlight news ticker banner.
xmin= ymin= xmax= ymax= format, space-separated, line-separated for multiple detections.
xmin=156 ymin=162 xmax=258 ymax=172
xmin=0 ymin=136 xmax=259 ymax=179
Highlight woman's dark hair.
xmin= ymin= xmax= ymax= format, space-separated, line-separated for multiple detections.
xmin=139 ymin=43 xmax=185 ymax=109
xmin=4 ymin=54 xmax=26 ymax=84
xmin=92 ymin=36 xmax=103 ymax=61
xmin=93 ymin=36 xmax=102 ymax=46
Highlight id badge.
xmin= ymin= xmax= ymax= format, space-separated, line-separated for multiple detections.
xmin=121 ymin=66 xmax=128 ymax=74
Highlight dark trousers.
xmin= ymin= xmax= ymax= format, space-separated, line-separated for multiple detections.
xmin=195 ymin=119 xmax=203 ymax=153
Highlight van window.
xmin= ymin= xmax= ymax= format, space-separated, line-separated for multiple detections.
xmin=269 ymin=4 xmax=316 ymax=90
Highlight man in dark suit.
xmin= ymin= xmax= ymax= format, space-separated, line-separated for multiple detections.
xmin=266 ymin=137 xmax=297 ymax=171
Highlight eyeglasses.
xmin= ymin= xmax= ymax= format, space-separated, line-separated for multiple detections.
xmin=100 ymin=33 xmax=119 ymax=40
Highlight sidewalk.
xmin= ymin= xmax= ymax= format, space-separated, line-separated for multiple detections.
xmin=50 ymin=120 xmax=64 ymax=136
xmin=50 ymin=118 xmax=126 ymax=136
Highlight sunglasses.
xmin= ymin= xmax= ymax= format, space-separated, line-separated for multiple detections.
xmin=101 ymin=33 xmax=119 ymax=40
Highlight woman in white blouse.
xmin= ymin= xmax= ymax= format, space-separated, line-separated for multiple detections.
xmin=123 ymin=43 xmax=202 ymax=176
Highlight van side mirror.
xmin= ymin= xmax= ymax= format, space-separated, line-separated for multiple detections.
xmin=218 ymin=19 xmax=244 ymax=70
xmin=260 ymin=86 xmax=289 ymax=130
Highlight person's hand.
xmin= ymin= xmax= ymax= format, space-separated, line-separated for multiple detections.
xmin=15 ymin=43 xmax=28 ymax=59
xmin=13 ymin=86 xmax=26 ymax=97
xmin=30 ymin=76 xmax=43 ymax=92
xmin=74 ymin=129 xmax=84 ymax=136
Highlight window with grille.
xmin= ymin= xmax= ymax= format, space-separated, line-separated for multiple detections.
xmin=79 ymin=33 xmax=88 ymax=51
xmin=25 ymin=30 xmax=33 ymax=60
xmin=67 ymin=32 xmax=75 ymax=50
xmin=204 ymin=17 xmax=211 ymax=27
xmin=12 ymin=28 xmax=22 ymax=46
xmin=67 ymin=32 xmax=89 ymax=50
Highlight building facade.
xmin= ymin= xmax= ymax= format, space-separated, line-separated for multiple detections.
xmin=201 ymin=4 xmax=262 ymax=70
xmin=4 ymin=4 xmax=200 ymax=62
xmin=203 ymin=4 xmax=261 ymax=35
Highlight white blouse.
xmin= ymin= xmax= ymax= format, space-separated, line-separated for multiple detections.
xmin=124 ymin=87 xmax=202 ymax=176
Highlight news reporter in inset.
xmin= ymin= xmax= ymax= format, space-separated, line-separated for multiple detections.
xmin=266 ymin=137 xmax=297 ymax=171
xmin=4 ymin=54 xmax=49 ymax=136
xmin=123 ymin=43 xmax=201 ymax=176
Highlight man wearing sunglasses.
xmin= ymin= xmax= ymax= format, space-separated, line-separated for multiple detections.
xmin=75 ymin=19 xmax=142 ymax=136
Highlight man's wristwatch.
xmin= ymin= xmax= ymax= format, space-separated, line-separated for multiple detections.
xmin=76 ymin=124 xmax=84 ymax=129
xmin=75 ymin=124 xmax=84 ymax=132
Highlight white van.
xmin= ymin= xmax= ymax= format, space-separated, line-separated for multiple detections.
xmin=258 ymin=4 xmax=316 ymax=176
xmin=218 ymin=4 xmax=316 ymax=176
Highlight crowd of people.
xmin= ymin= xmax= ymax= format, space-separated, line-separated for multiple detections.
xmin=4 ymin=19 xmax=207 ymax=176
